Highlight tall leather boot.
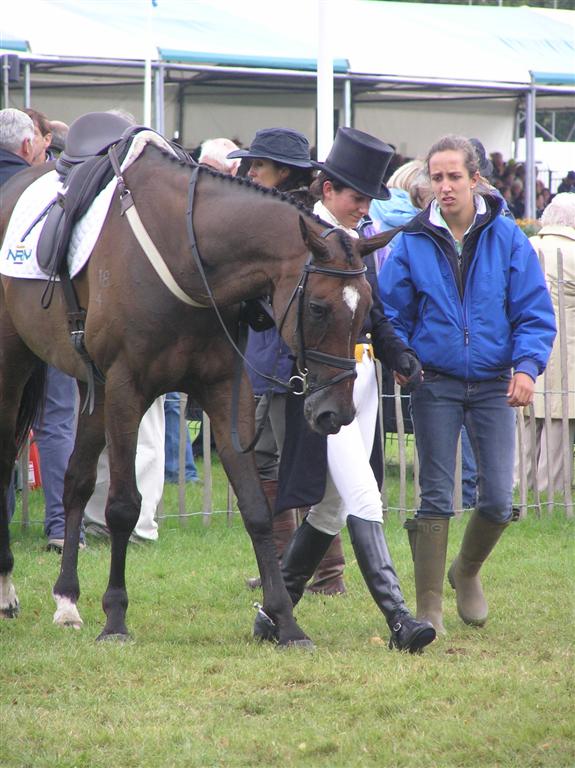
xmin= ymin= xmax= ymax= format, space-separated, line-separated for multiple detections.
xmin=246 ymin=479 xmax=297 ymax=589
xmin=448 ymin=510 xmax=509 ymax=626
xmin=306 ymin=533 xmax=346 ymax=595
xmin=404 ymin=516 xmax=449 ymax=635
xmin=254 ymin=519 xmax=336 ymax=642
xmin=347 ymin=515 xmax=436 ymax=653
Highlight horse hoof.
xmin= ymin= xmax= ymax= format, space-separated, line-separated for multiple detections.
xmin=96 ymin=631 xmax=132 ymax=643
xmin=53 ymin=595 xmax=83 ymax=629
xmin=0 ymin=577 xmax=19 ymax=618
xmin=278 ymin=638 xmax=315 ymax=651
xmin=1 ymin=601 xmax=20 ymax=619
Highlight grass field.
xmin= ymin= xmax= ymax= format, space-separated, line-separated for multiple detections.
xmin=1 ymin=458 xmax=573 ymax=768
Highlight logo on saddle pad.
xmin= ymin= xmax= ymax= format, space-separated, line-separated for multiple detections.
xmin=6 ymin=243 xmax=32 ymax=264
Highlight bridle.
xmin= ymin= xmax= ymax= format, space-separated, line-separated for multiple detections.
xmin=185 ymin=166 xmax=367 ymax=399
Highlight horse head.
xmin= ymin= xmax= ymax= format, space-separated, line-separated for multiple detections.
xmin=273 ymin=216 xmax=375 ymax=436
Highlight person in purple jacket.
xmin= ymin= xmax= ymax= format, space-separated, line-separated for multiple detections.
xmin=380 ymin=135 xmax=556 ymax=635
xmin=228 ymin=128 xmax=347 ymax=595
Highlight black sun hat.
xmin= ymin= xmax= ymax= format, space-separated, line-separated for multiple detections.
xmin=227 ymin=127 xmax=313 ymax=168
xmin=311 ymin=127 xmax=394 ymax=200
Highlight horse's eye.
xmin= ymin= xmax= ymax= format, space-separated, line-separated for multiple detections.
xmin=309 ymin=301 xmax=327 ymax=321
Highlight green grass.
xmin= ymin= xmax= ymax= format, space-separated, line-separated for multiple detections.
xmin=1 ymin=461 xmax=573 ymax=768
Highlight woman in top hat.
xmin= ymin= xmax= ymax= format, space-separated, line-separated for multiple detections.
xmin=227 ymin=128 xmax=347 ymax=596
xmin=254 ymin=127 xmax=436 ymax=653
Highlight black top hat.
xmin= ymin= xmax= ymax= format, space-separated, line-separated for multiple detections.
xmin=469 ymin=138 xmax=493 ymax=178
xmin=227 ymin=127 xmax=313 ymax=168
xmin=311 ymin=127 xmax=394 ymax=200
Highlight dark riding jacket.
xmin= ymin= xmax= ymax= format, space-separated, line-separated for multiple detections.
xmin=0 ymin=148 xmax=30 ymax=188
xmin=276 ymin=248 xmax=414 ymax=513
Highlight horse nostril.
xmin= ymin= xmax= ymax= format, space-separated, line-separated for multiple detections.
xmin=315 ymin=411 xmax=341 ymax=435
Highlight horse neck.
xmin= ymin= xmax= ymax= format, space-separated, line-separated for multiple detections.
xmin=194 ymin=173 xmax=311 ymax=304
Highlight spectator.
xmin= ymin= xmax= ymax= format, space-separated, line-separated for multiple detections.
xmin=226 ymin=128 xmax=345 ymax=594
xmin=521 ymin=193 xmax=574 ymax=493
xmin=198 ymin=137 xmax=241 ymax=175
xmin=0 ymin=107 xmax=79 ymax=553
xmin=164 ymin=393 xmax=198 ymax=483
xmin=23 ymin=107 xmax=52 ymax=165
xmin=558 ymin=171 xmax=575 ymax=194
xmin=48 ymin=119 xmax=69 ymax=157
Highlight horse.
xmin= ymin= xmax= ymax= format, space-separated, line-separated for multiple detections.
xmin=0 ymin=140 xmax=394 ymax=647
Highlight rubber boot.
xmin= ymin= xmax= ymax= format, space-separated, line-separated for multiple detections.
xmin=347 ymin=515 xmax=435 ymax=653
xmin=404 ymin=516 xmax=449 ymax=635
xmin=246 ymin=479 xmax=297 ymax=589
xmin=253 ymin=520 xmax=336 ymax=642
xmin=448 ymin=510 xmax=509 ymax=626
xmin=306 ymin=533 xmax=346 ymax=595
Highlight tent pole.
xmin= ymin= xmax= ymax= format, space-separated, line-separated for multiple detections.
xmin=343 ymin=78 xmax=352 ymax=128
xmin=525 ymin=81 xmax=536 ymax=220
xmin=154 ymin=62 xmax=164 ymax=135
xmin=317 ymin=0 xmax=334 ymax=160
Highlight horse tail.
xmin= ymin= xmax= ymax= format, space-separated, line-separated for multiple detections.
xmin=15 ymin=362 xmax=47 ymax=454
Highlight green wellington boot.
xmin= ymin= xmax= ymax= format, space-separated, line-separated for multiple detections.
xmin=404 ymin=516 xmax=450 ymax=635
xmin=447 ymin=510 xmax=509 ymax=626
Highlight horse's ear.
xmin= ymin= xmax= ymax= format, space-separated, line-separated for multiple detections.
xmin=299 ymin=215 xmax=331 ymax=262
xmin=358 ymin=226 xmax=403 ymax=257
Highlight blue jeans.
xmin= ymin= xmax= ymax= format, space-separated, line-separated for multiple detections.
xmin=33 ymin=366 xmax=77 ymax=540
xmin=411 ymin=373 xmax=516 ymax=523
xmin=164 ymin=393 xmax=198 ymax=483
xmin=461 ymin=425 xmax=478 ymax=508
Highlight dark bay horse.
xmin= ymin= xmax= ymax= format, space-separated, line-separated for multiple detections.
xmin=0 ymin=143 xmax=392 ymax=646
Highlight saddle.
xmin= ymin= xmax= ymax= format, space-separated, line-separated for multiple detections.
xmin=37 ymin=112 xmax=144 ymax=276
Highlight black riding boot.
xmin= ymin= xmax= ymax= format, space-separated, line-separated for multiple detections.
xmin=346 ymin=514 xmax=436 ymax=653
xmin=253 ymin=520 xmax=336 ymax=642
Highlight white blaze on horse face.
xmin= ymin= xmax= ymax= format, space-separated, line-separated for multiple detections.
xmin=342 ymin=285 xmax=360 ymax=317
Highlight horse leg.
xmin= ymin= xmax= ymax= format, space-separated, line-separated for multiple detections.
xmin=52 ymin=383 xmax=106 ymax=629
xmin=96 ymin=377 xmax=145 ymax=641
xmin=203 ymin=383 xmax=312 ymax=648
xmin=0 ymin=322 xmax=44 ymax=618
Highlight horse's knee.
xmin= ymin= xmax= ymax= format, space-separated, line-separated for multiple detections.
xmin=106 ymin=494 xmax=141 ymax=533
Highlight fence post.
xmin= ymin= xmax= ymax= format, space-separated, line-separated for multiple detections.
xmin=556 ymin=248 xmax=574 ymax=518
xmin=516 ymin=415 xmax=528 ymax=518
xmin=394 ymin=382 xmax=407 ymax=522
xmin=539 ymin=248 xmax=555 ymax=514
xmin=178 ymin=393 xmax=188 ymax=526
xmin=19 ymin=438 xmax=30 ymax=530
xmin=527 ymin=403 xmax=542 ymax=518
xmin=202 ymin=412 xmax=213 ymax=525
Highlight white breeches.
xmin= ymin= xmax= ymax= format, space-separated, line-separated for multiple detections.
xmin=307 ymin=349 xmax=383 ymax=536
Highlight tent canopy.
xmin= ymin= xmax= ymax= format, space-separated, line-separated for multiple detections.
xmin=1 ymin=0 xmax=574 ymax=88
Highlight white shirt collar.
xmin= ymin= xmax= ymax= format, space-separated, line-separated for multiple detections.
xmin=313 ymin=200 xmax=360 ymax=239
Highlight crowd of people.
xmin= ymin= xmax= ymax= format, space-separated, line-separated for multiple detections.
xmin=2 ymin=104 xmax=570 ymax=653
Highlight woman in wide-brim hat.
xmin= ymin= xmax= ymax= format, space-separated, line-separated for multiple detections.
xmin=228 ymin=128 xmax=347 ymax=597
xmin=228 ymin=127 xmax=314 ymax=202
xmin=255 ymin=127 xmax=437 ymax=654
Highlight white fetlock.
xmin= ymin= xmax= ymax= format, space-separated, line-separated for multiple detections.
xmin=53 ymin=594 xmax=84 ymax=629
xmin=0 ymin=574 xmax=19 ymax=617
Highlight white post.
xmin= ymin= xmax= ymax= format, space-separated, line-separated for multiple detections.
xmin=317 ymin=0 xmax=334 ymax=161
xmin=143 ymin=0 xmax=155 ymax=127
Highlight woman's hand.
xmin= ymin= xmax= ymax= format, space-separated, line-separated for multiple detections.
xmin=507 ymin=372 xmax=535 ymax=407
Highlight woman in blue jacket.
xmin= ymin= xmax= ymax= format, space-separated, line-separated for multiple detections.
xmin=379 ymin=135 xmax=556 ymax=635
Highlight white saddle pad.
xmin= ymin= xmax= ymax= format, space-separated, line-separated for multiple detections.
xmin=0 ymin=131 xmax=177 ymax=280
